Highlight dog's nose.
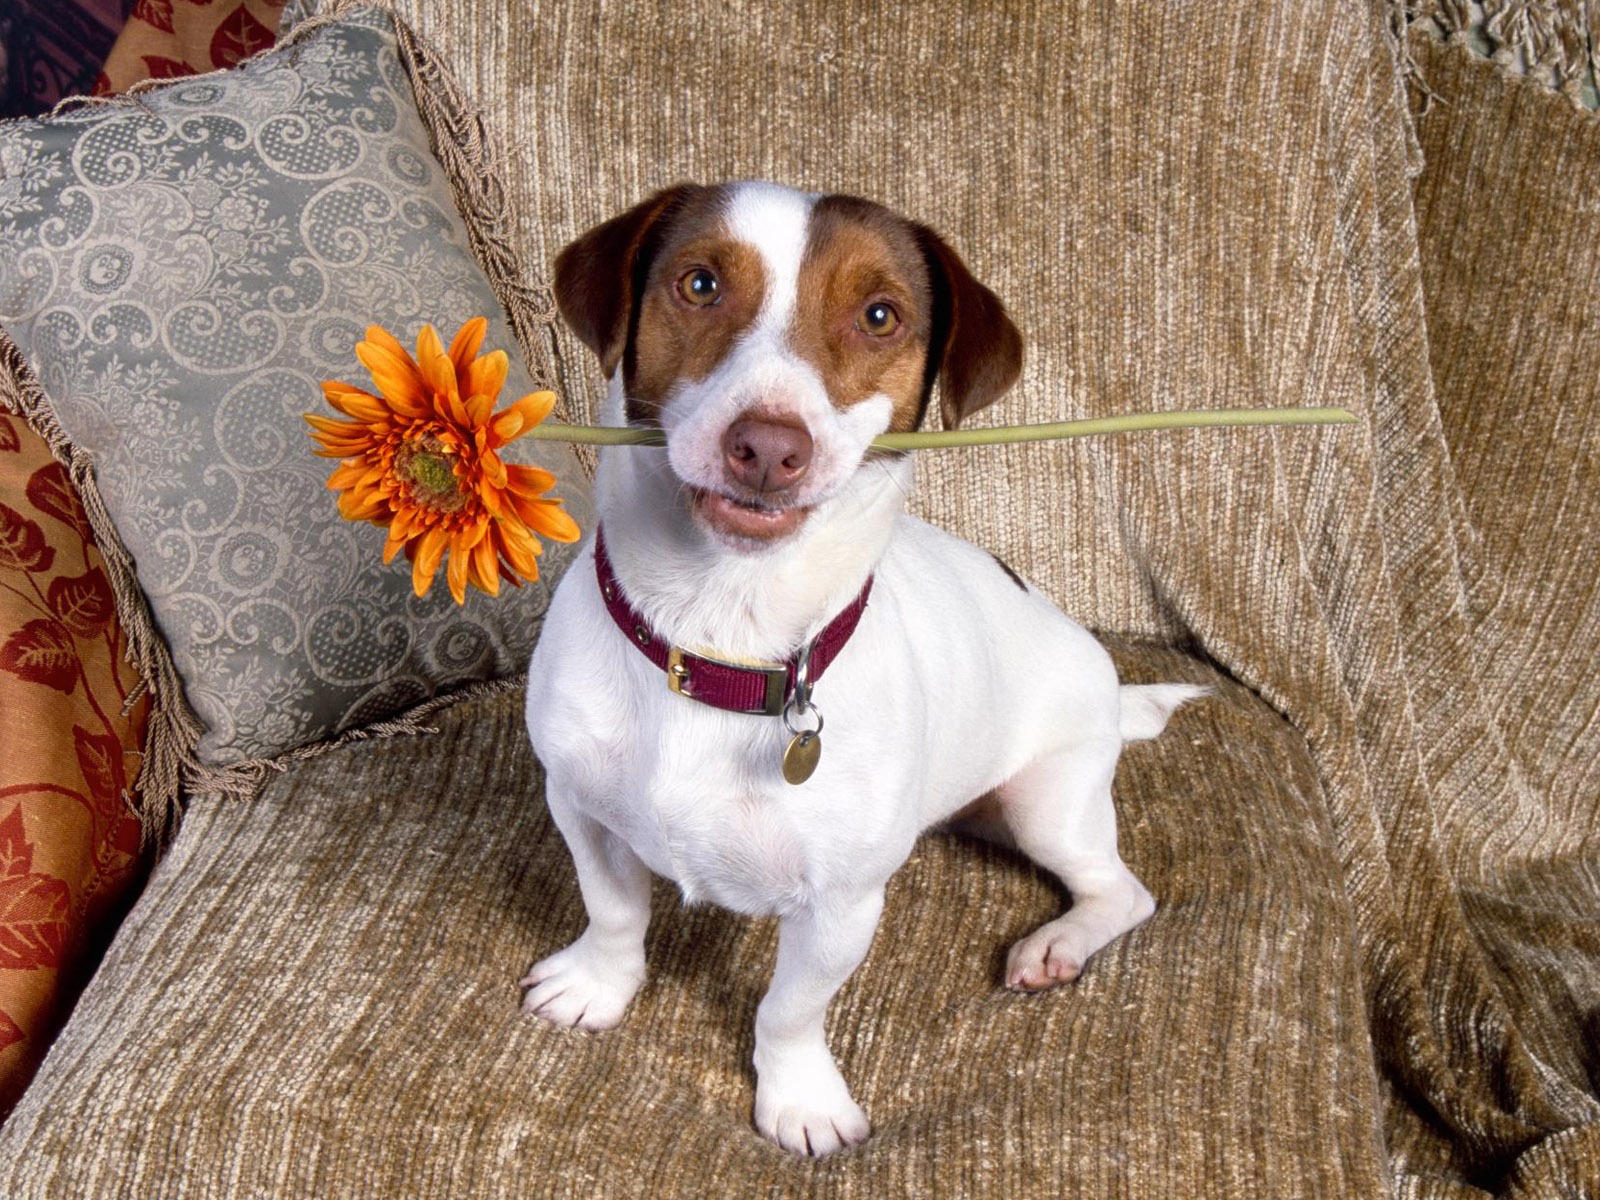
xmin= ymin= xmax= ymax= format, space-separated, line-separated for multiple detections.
xmin=723 ymin=416 xmax=813 ymax=493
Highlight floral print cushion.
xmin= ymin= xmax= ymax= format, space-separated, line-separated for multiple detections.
xmin=0 ymin=8 xmax=588 ymax=766
xmin=95 ymin=1 xmax=289 ymax=97
xmin=0 ymin=410 xmax=148 ymax=1119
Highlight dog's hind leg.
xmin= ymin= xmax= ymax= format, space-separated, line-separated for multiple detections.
xmin=995 ymin=741 xmax=1155 ymax=991
xmin=520 ymin=783 xmax=653 ymax=1031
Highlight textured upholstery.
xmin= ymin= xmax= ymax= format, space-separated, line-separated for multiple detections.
xmin=4 ymin=1 xmax=1600 ymax=1195
xmin=0 ymin=648 xmax=1390 ymax=1197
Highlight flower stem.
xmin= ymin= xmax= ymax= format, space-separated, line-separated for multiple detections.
xmin=522 ymin=406 xmax=1357 ymax=450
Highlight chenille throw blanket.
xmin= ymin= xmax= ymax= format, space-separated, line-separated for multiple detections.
xmin=468 ymin=4 xmax=1600 ymax=1189
xmin=1 ymin=1 xmax=1597 ymax=1196
xmin=347 ymin=0 xmax=1600 ymax=1196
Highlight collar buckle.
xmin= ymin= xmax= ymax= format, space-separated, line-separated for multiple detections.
xmin=665 ymin=644 xmax=789 ymax=716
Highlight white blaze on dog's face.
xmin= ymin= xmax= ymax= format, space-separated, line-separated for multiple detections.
xmin=642 ymin=186 xmax=922 ymax=544
xmin=553 ymin=182 xmax=1023 ymax=549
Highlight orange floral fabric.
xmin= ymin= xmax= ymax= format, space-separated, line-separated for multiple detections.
xmin=93 ymin=0 xmax=288 ymax=96
xmin=0 ymin=411 xmax=148 ymax=1119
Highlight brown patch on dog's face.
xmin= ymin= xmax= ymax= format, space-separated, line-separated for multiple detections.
xmin=627 ymin=227 xmax=769 ymax=424
xmin=791 ymin=196 xmax=936 ymax=434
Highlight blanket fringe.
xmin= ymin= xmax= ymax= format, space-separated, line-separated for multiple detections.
xmin=1402 ymin=0 xmax=1600 ymax=108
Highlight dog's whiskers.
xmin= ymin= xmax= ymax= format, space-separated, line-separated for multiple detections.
xmin=871 ymin=458 xmax=912 ymax=504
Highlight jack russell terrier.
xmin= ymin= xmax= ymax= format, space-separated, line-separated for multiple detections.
xmin=521 ymin=181 xmax=1203 ymax=1157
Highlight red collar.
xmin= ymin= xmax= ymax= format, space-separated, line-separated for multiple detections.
xmin=594 ymin=526 xmax=872 ymax=717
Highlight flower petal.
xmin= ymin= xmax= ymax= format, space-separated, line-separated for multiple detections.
xmin=339 ymin=489 xmax=389 ymax=522
xmin=446 ymin=538 xmax=471 ymax=606
xmin=355 ymin=341 xmax=430 ymax=416
xmin=496 ymin=518 xmax=544 ymax=580
xmin=470 ymin=532 xmax=501 ymax=596
xmin=489 ymin=390 xmax=557 ymax=445
xmin=480 ymin=450 xmax=507 ymax=489
xmin=412 ymin=526 xmax=449 ymax=597
xmin=520 ymin=390 xmax=559 ymax=426
xmin=326 ymin=459 xmax=373 ymax=491
xmin=304 ymin=412 xmax=364 ymax=438
xmin=464 ymin=349 xmax=508 ymax=411
xmin=459 ymin=518 xmax=490 ymax=550
xmin=311 ymin=437 xmax=375 ymax=458
xmin=387 ymin=504 xmax=415 ymax=543
xmin=364 ymin=324 xmax=414 ymax=363
xmin=320 ymin=383 xmax=396 ymax=423
xmin=505 ymin=463 xmax=558 ymax=497
xmin=448 ymin=317 xmax=488 ymax=378
xmin=415 ymin=324 xmax=460 ymax=410
xmin=511 ymin=494 xmax=582 ymax=543
xmin=477 ymin=480 xmax=506 ymax=519
xmin=464 ymin=392 xmax=495 ymax=428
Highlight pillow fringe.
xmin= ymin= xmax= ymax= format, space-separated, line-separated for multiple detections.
xmin=1 ymin=330 xmax=197 ymax=845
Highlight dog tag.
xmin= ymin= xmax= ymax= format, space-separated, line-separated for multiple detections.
xmin=782 ymin=731 xmax=821 ymax=785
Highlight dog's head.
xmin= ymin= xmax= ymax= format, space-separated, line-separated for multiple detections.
xmin=554 ymin=182 xmax=1023 ymax=549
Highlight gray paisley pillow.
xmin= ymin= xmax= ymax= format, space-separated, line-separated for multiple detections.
xmin=0 ymin=8 xmax=589 ymax=767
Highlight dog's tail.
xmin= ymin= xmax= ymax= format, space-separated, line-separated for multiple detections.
xmin=1119 ymin=683 xmax=1210 ymax=742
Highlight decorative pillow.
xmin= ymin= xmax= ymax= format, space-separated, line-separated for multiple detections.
xmin=0 ymin=4 xmax=589 ymax=823
xmin=0 ymin=409 xmax=148 ymax=1119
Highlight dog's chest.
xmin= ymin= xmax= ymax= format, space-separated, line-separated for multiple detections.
xmin=671 ymin=797 xmax=812 ymax=915
xmin=629 ymin=749 xmax=819 ymax=915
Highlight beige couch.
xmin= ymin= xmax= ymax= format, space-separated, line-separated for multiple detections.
xmin=2 ymin=1 xmax=1598 ymax=1196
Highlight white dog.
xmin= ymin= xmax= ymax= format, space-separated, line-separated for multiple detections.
xmin=522 ymin=182 xmax=1202 ymax=1157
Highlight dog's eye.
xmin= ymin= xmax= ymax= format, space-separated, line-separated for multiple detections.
xmin=858 ymin=301 xmax=901 ymax=337
xmin=676 ymin=268 xmax=720 ymax=307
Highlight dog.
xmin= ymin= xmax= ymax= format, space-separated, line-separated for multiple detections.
xmin=521 ymin=181 xmax=1203 ymax=1157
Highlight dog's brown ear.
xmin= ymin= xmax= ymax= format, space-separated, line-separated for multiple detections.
xmin=553 ymin=184 xmax=702 ymax=378
xmin=915 ymin=226 xmax=1024 ymax=429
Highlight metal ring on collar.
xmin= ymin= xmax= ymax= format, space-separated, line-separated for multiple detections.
xmin=782 ymin=696 xmax=824 ymax=738
xmin=791 ymin=639 xmax=816 ymax=714
xmin=783 ymin=640 xmax=822 ymax=735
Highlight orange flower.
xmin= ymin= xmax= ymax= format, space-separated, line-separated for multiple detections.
xmin=307 ymin=318 xmax=580 ymax=605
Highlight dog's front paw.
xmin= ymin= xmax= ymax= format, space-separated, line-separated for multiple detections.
xmin=754 ymin=1071 xmax=871 ymax=1157
xmin=519 ymin=939 xmax=644 ymax=1031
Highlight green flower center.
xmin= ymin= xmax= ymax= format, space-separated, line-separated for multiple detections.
xmin=394 ymin=434 xmax=466 ymax=513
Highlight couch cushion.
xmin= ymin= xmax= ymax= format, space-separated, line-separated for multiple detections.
xmin=0 ymin=6 xmax=589 ymax=801
xmin=95 ymin=0 xmax=289 ymax=98
xmin=0 ymin=409 xmax=148 ymax=1118
xmin=0 ymin=643 xmax=1388 ymax=1197
xmin=344 ymin=0 xmax=1600 ymax=1189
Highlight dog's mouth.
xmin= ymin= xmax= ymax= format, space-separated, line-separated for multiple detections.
xmin=691 ymin=488 xmax=811 ymax=544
